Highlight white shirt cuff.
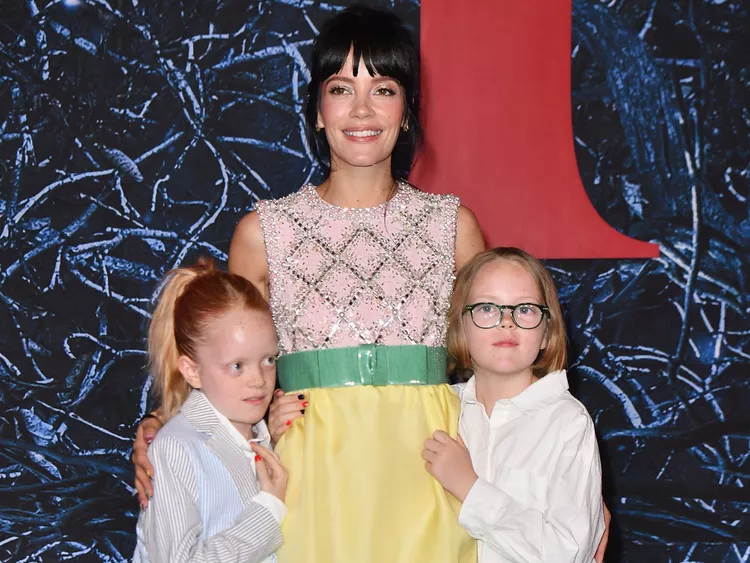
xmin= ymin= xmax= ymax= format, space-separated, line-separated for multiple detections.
xmin=459 ymin=477 xmax=506 ymax=541
xmin=252 ymin=491 xmax=287 ymax=525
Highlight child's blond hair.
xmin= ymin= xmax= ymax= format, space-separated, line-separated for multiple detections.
xmin=447 ymin=247 xmax=567 ymax=380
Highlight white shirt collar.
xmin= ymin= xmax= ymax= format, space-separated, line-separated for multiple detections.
xmin=203 ymin=394 xmax=272 ymax=451
xmin=460 ymin=370 xmax=570 ymax=416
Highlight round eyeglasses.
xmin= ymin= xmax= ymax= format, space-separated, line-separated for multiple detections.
xmin=464 ymin=302 xmax=549 ymax=330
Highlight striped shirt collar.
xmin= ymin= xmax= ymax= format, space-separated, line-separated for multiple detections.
xmin=181 ymin=390 xmax=271 ymax=450
xmin=204 ymin=394 xmax=272 ymax=451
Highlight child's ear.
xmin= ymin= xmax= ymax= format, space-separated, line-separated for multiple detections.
xmin=178 ymin=355 xmax=201 ymax=389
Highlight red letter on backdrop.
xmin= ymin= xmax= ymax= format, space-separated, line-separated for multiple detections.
xmin=412 ymin=0 xmax=659 ymax=259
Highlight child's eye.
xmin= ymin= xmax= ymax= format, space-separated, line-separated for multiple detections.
xmin=262 ymin=355 xmax=278 ymax=367
xmin=478 ymin=304 xmax=495 ymax=314
xmin=230 ymin=362 xmax=243 ymax=372
xmin=517 ymin=305 xmax=541 ymax=317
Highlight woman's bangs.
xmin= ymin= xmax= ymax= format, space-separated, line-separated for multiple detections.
xmin=316 ymin=32 xmax=413 ymax=87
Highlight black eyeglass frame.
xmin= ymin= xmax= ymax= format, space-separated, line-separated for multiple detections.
xmin=463 ymin=302 xmax=550 ymax=330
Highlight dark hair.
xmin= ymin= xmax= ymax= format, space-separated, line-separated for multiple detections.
xmin=304 ymin=5 xmax=421 ymax=179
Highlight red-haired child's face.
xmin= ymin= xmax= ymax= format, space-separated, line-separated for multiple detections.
xmin=184 ymin=307 xmax=277 ymax=439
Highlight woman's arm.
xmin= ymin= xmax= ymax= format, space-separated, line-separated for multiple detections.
xmin=455 ymin=204 xmax=486 ymax=270
xmin=230 ymin=210 xmax=310 ymax=444
xmin=228 ymin=210 xmax=270 ymax=300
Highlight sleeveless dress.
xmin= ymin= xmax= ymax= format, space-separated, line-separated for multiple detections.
xmin=257 ymin=182 xmax=476 ymax=563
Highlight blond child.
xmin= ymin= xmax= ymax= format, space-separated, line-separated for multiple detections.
xmin=424 ymin=248 xmax=605 ymax=563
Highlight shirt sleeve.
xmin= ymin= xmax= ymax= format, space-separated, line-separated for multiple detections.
xmin=252 ymin=491 xmax=288 ymax=525
xmin=458 ymin=411 xmax=605 ymax=563
xmin=137 ymin=435 xmax=283 ymax=563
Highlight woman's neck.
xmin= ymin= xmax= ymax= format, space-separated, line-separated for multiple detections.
xmin=473 ymin=368 xmax=537 ymax=417
xmin=318 ymin=160 xmax=396 ymax=208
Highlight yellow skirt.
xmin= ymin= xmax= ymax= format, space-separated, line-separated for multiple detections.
xmin=274 ymin=384 xmax=476 ymax=563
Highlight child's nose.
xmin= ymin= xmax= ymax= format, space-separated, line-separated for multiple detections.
xmin=245 ymin=367 xmax=266 ymax=386
xmin=498 ymin=311 xmax=515 ymax=329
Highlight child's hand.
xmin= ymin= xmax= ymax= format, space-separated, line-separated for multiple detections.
xmin=422 ymin=430 xmax=477 ymax=502
xmin=268 ymin=389 xmax=307 ymax=444
xmin=252 ymin=442 xmax=288 ymax=503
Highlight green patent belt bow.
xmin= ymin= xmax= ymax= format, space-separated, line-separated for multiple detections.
xmin=277 ymin=345 xmax=448 ymax=392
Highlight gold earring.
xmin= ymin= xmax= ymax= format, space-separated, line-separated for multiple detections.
xmin=402 ymin=122 xmax=409 ymax=132
xmin=316 ymin=125 xmax=323 ymax=132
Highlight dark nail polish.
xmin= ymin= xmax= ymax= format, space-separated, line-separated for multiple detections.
xmin=301 ymin=409 xmax=305 ymax=415
xmin=297 ymin=394 xmax=304 ymax=400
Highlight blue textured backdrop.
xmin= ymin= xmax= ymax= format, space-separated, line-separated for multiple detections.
xmin=0 ymin=0 xmax=748 ymax=561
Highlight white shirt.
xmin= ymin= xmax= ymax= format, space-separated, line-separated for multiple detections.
xmin=205 ymin=399 xmax=287 ymax=526
xmin=454 ymin=370 xmax=604 ymax=563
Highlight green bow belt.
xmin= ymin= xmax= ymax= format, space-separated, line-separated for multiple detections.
xmin=277 ymin=345 xmax=448 ymax=392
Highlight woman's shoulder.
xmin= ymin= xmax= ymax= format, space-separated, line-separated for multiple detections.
xmin=232 ymin=185 xmax=314 ymax=241
xmin=402 ymin=183 xmax=481 ymax=238
xmin=230 ymin=211 xmax=265 ymax=260
xmin=403 ymin=181 xmax=460 ymax=207
xmin=255 ymin=184 xmax=315 ymax=213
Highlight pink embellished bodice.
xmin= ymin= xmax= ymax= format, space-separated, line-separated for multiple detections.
xmin=256 ymin=182 xmax=459 ymax=355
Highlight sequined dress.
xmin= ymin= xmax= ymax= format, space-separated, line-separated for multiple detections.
xmin=257 ymin=182 xmax=476 ymax=563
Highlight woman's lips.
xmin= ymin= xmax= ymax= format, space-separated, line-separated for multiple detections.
xmin=343 ymin=128 xmax=382 ymax=142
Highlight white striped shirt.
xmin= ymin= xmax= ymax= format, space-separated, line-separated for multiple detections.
xmin=133 ymin=390 xmax=283 ymax=562
xmin=203 ymin=396 xmax=286 ymax=527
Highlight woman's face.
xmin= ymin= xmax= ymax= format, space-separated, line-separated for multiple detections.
xmin=317 ymin=50 xmax=406 ymax=172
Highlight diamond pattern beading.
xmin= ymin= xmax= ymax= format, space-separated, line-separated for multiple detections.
xmin=258 ymin=182 xmax=459 ymax=354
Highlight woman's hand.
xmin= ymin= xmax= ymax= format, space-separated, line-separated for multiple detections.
xmin=422 ymin=430 xmax=477 ymax=502
xmin=252 ymin=443 xmax=289 ymax=503
xmin=132 ymin=414 xmax=163 ymax=508
xmin=268 ymin=389 xmax=307 ymax=444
